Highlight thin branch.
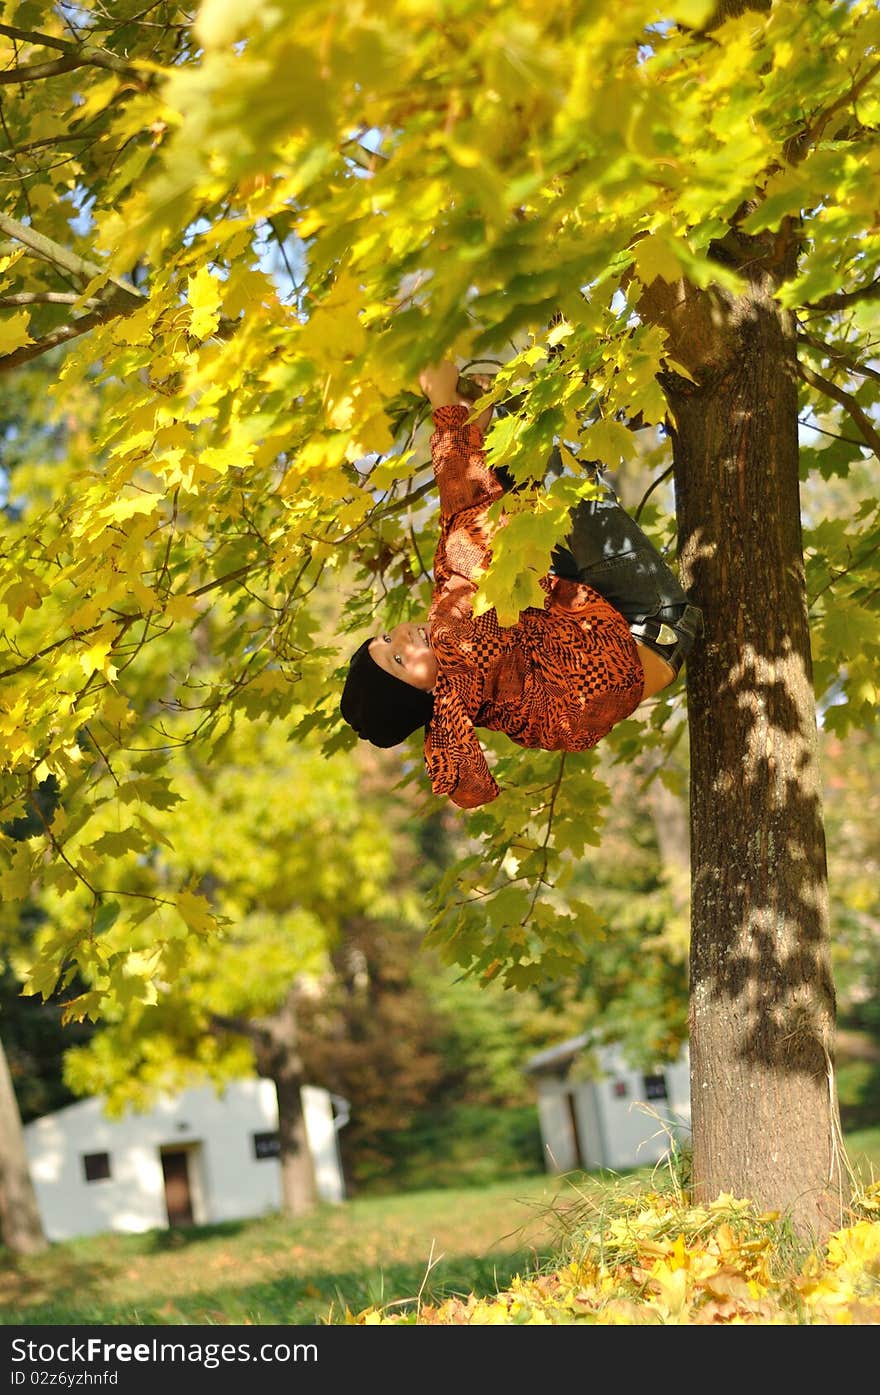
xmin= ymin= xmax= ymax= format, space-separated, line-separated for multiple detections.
xmin=408 ymin=519 xmax=431 ymax=581
xmin=0 ymin=290 xmax=98 ymax=307
xmin=808 ymin=539 xmax=880 ymax=611
xmin=187 ymin=560 xmax=265 ymax=600
xmin=782 ymin=56 xmax=880 ymax=164
xmin=373 ymin=474 xmax=435 ymax=520
xmin=82 ymin=723 xmax=120 ymax=786
xmin=265 ymin=217 xmax=301 ymax=296
xmin=0 ymin=300 xmax=141 ymax=372
xmin=0 ymin=55 xmax=92 ymax=83
xmin=0 ymin=88 xmax=34 ymax=222
xmin=520 ymin=753 xmax=567 ymax=927
xmin=0 ymin=210 xmax=143 ymax=302
xmin=805 ymin=56 xmax=880 ymax=148
xmin=804 ymin=275 xmax=880 ymax=314
xmin=797 ymin=361 xmax=880 ymax=459
xmin=797 ymin=331 xmax=880 ymax=386
xmin=0 ymin=612 xmax=140 ymax=681
xmin=0 ymin=128 xmax=97 ymax=157
xmin=634 ymin=464 xmax=674 ymax=523
xmin=0 ymin=23 xmax=71 ymax=52
xmin=0 ymin=25 xmax=142 ymax=81
xmin=103 ymin=3 xmax=170 ymax=44
xmin=798 ymin=415 xmax=866 ymax=447
xmin=27 ymin=787 xmax=98 ymax=898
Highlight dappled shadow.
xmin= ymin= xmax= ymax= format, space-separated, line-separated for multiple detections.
xmin=0 ymin=1245 xmax=553 ymax=1326
xmin=142 ymin=1219 xmax=253 ymax=1253
xmin=683 ymin=575 xmax=834 ymax=1077
xmin=670 ymin=335 xmax=838 ymax=1096
xmin=0 ymin=1251 xmax=115 ymax=1315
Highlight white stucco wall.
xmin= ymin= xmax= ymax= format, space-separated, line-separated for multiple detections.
xmin=535 ymin=1084 xmax=580 ymax=1173
xmin=591 ymin=1048 xmax=691 ymax=1170
xmin=24 ymin=1078 xmax=345 ymax=1242
xmin=532 ymin=1045 xmax=692 ymax=1174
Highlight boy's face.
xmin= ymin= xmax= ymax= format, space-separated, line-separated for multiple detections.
xmin=369 ymin=620 xmax=438 ymax=692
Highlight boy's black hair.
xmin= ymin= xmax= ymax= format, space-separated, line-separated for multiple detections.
xmin=340 ymin=638 xmax=435 ymax=748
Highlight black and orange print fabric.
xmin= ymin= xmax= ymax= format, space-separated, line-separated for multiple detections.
xmin=424 ymin=405 xmax=644 ymax=809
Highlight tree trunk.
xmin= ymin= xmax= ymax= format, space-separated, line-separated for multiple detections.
xmin=0 ymin=1036 xmax=49 ymax=1255
xmin=651 ymin=244 xmax=846 ymax=1239
xmin=252 ymin=990 xmax=318 ymax=1218
xmin=273 ymin=1067 xmax=318 ymax=1218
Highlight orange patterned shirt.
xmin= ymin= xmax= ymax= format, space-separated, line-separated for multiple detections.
xmin=424 ymin=405 xmax=644 ymax=809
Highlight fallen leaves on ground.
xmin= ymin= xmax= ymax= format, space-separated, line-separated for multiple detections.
xmin=353 ymin=1184 xmax=880 ymax=1325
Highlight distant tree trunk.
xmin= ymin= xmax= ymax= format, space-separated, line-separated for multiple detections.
xmin=211 ymin=988 xmax=319 ymax=1218
xmin=638 ymin=211 xmax=846 ymax=1240
xmin=0 ymin=1036 xmax=49 ymax=1255
xmin=251 ymin=989 xmax=318 ymax=1218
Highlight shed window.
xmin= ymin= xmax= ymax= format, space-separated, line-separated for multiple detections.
xmin=642 ymin=1073 xmax=668 ymax=1101
xmin=252 ymin=1131 xmax=280 ymax=1160
xmin=82 ymin=1152 xmax=111 ymax=1183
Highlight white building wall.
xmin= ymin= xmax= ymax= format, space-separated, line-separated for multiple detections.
xmin=26 ymin=1098 xmax=169 ymax=1240
xmin=24 ymin=1078 xmax=343 ymax=1242
xmin=535 ymin=1084 xmax=579 ymax=1173
xmin=529 ymin=1044 xmax=692 ymax=1176
xmin=181 ymin=1080 xmax=282 ymax=1225
xmin=592 ymin=1047 xmax=691 ymax=1170
xmin=570 ymin=1081 xmax=605 ymax=1171
xmin=301 ymin=1085 xmax=346 ymax=1205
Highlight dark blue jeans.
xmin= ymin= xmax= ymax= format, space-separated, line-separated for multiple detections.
xmin=549 ymin=488 xmax=702 ymax=673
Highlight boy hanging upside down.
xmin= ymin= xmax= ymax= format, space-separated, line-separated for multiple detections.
xmin=340 ymin=359 xmax=703 ymax=809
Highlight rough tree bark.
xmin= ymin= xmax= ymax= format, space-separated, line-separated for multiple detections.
xmin=638 ymin=201 xmax=845 ymax=1237
xmin=0 ymin=1035 xmax=49 ymax=1255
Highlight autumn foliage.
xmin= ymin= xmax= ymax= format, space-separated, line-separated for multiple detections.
xmin=355 ymin=1187 xmax=880 ymax=1325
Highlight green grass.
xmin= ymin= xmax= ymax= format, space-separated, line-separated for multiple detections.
xmin=844 ymin=1125 xmax=880 ymax=1183
xmin=2 ymin=1130 xmax=878 ymax=1327
xmin=0 ymin=1172 xmax=573 ymax=1326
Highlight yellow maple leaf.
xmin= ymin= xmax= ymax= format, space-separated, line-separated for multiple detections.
xmin=0 ymin=309 xmax=33 ymax=356
xmin=187 ymin=265 xmax=223 ymax=340
xmin=164 ymin=593 xmax=200 ymax=621
xmin=825 ymin=1220 xmax=880 ymax=1272
xmin=176 ymin=888 xmax=216 ymax=936
xmin=648 ymin=1261 xmax=690 ymax=1316
xmin=79 ymin=626 xmax=119 ymax=679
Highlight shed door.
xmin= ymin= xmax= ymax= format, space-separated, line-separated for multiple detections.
xmin=161 ymin=1150 xmax=194 ymax=1227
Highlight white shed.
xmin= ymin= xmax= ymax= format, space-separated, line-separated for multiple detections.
xmin=524 ymin=1035 xmax=691 ymax=1174
xmin=23 ymin=1078 xmax=348 ymax=1242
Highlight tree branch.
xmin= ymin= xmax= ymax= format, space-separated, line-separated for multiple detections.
xmin=635 ymin=464 xmax=674 ymax=522
xmin=803 ymin=275 xmax=880 ymax=314
xmin=803 ymin=57 xmax=880 ymax=150
xmin=0 ymin=301 xmax=140 ymax=372
xmin=0 ymin=210 xmax=143 ymax=303
xmin=520 ymin=753 xmax=567 ymax=927
xmin=0 ymin=24 xmax=143 ymax=81
xmin=797 ymin=361 xmax=880 ymax=459
xmin=0 ymin=290 xmax=99 ymax=307
xmin=0 ymin=23 xmax=71 ymax=52
xmin=208 ymin=1011 xmax=270 ymax=1046
xmin=0 ymin=55 xmax=91 ymax=84
xmin=797 ymin=331 xmax=880 ymax=386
